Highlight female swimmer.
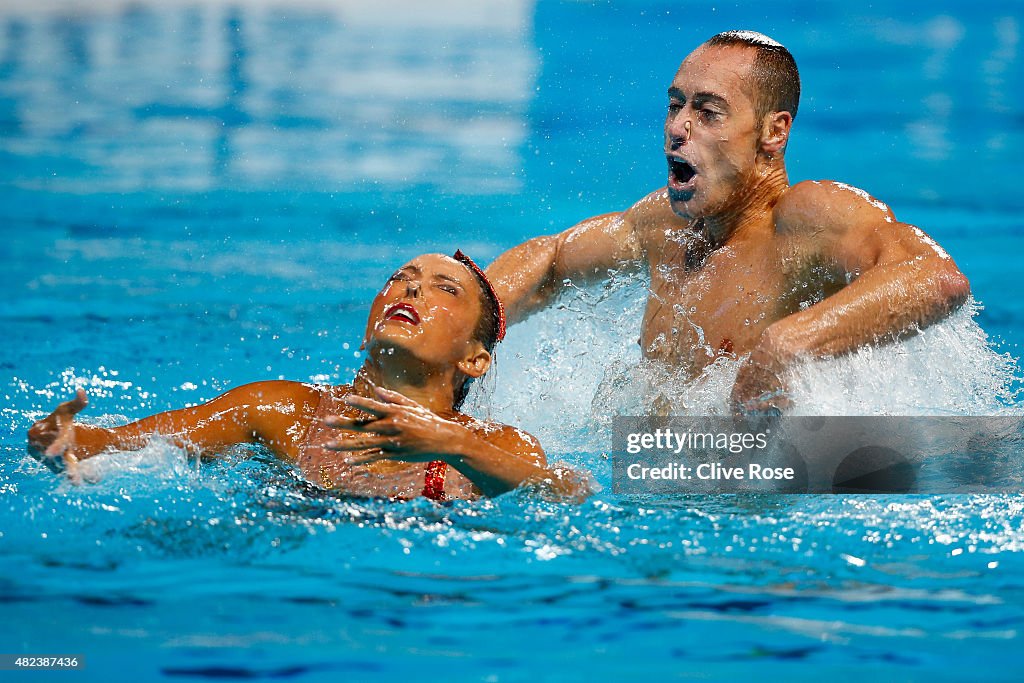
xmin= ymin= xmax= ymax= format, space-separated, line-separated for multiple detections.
xmin=28 ymin=252 xmax=580 ymax=500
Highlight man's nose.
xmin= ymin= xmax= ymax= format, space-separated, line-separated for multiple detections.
xmin=668 ymin=113 xmax=692 ymax=148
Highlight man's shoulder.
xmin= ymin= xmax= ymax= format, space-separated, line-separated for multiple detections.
xmin=779 ymin=179 xmax=891 ymax=209
xmin=775 ymin=180 xmax=895 ymax=235
xmin=626 ymin=187 xmax=689 ymax=233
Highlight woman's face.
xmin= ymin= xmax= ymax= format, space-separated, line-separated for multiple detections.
xmin=364 ymin=254 xmax=487 ymax=370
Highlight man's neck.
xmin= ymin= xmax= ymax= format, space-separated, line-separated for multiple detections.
xmin=700 ymin=161 xmax=789 ymax=247
xmin=353 ymin=352 xmax=457 ymax=413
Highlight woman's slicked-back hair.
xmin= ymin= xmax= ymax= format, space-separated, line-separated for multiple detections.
xmin=451 ymin=251 xmax=505 ymax=410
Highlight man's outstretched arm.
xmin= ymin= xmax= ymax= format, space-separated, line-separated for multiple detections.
xmin=733 ymin=181 xmax=970 ymax=411
xmin=486 ymin=198 xmax=650 ymax=323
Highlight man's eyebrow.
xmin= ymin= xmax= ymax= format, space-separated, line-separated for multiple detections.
xmin=666 ymin=87 xmax=730 ymax=107
xmin=693 ymin=91 xmax=730 ymax=107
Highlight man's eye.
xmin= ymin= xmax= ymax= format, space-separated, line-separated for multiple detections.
xmin=668 ymin=102 xmax=682 ymax=114
xmin=698 ymin=108 xmax=720 ymax=121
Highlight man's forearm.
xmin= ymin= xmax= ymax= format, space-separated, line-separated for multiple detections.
xmin=767 ymin=257 xmax=970 ymax=362
xmin=487 ymin=210 xmax=642 ymax=324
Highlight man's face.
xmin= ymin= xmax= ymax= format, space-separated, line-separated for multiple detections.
xmin=664 ymin=45 xmax=763 ymax=220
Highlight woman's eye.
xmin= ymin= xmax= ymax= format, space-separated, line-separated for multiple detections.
xmin=698 ymin=108 xmax=720 ymax=121
xmin=389 ymin=272 xmax=410 ymax=282
xmin=437 ymin=285 xmax=458 ymax=295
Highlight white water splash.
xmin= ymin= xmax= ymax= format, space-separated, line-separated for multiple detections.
xmin=482 ymin=279 xmax=1022 ymax=456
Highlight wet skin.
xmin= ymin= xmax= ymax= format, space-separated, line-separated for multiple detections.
xmin=487 ymin=44 xmax=969 ymax=412
xmin=27 ymin=255 xmax=582 ymax=500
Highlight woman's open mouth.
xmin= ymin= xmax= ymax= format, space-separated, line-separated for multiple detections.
xmin=384 ymin=302 xmax=420 ymax=326
xmin=668 ymin=156 xmax=696 ymax=188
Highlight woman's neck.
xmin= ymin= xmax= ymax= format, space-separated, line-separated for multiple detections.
xmin=352 ymin=352 xmax=458 ymax=414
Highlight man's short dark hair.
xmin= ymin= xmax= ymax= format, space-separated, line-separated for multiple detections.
xmin=705 ymin=30 xmax=800 ymax=122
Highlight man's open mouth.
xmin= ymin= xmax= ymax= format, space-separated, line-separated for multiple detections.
xmin=385 ymin=302 xmax=420 ymax=325
xmin=668 ymin=157 xmax=696 ymax=186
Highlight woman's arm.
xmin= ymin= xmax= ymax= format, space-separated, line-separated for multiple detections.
xmin=28 ymin=381 xmax=319 ymax=476
xmin=323 ymin=387 xmax=589 ymax=500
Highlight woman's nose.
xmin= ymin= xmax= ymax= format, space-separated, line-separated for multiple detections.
xmin=405 ymin=280 xmax=421 ymax=297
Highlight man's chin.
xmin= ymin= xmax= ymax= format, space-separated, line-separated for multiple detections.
xmin=668 ymin=189 xmax=700 ymax=220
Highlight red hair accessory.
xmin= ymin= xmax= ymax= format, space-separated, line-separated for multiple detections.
xmin=453 ymin=249 xmax=507 ymax=342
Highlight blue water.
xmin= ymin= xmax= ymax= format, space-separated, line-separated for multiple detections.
xmin=2 ymin=1 xmax=1024 ymax=680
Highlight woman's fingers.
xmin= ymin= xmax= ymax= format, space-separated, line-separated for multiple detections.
xmin=342 ymin=394 xmax=390 ymax=417
xmin=342 ymin=451 xmax=386 ymax=467
xmin=61 ymin=388 xmax=88 ymax=416
xmin=322 ymin=415 xmax=400 ymax=436
xmin=51 ymin=388 xmax=88 ymax=420
xmin=322 ymin=415 xmax=373 ymax=430
xmin=43 ymin=432 xmax=70 ymax=458
xmin=324 ymin=436 xmax=396 ymax=452
xmin=373 ymin=387 xmax=421 ymax=407
xmin=29 ymin=388 xmax=87 ymax=469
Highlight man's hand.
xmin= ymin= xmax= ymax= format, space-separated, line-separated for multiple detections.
xmin=322 ymin=387 xmax=467 ymax=465
xmin=27 ymin=388 xmax=88 ymax=482
xmin=730 ymin=334 xmax=794 ymax=416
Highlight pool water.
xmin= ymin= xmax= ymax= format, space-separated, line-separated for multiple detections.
xmin=2 ymin=1 xmax=1023 ymax=680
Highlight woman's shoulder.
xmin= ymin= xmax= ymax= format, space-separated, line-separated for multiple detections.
xmin=226 ymin=381 xmax=360 ymax=417
xmin=230 ymin=379 xmax=325 ymax=402
xmin=455 ymin=415 xmax=546 ymax=462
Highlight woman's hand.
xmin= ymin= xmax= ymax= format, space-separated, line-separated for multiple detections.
xmin=27 ymin=388 xmax=88 ymax=482
xmin=322 ymin=387 xmax=467 ymax=465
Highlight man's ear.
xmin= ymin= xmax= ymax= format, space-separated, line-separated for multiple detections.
xmin=761 ymin=111 xmax=793 ymax=157
xmin=457 ymin=346 xmax=492 ymax=379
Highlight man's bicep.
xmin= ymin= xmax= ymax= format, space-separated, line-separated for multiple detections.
xmin=782 ymin=181 xmax=969 ymax=303
xmin=834 ymin=219 xmax=949 ymax=275
xmin=554 ymin=211 xmax=641 ymax=282
xmin=781 ymin=181 xmax=907 ymax=272
xmin=487 ymin=205 xmax=641 ymax=322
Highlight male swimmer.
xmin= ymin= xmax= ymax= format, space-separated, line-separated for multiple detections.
xmin=28 ymin=252 xmax=583 ymax=500
xmin=486 ymin=30 xmax=969 ymax=414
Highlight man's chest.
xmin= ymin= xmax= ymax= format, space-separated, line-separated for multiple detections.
xmin=642 ymin=248 xmax=784 ymax=358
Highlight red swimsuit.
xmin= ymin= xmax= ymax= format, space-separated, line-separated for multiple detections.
xmin=421 ymin=460 xmax=448 ymax=501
